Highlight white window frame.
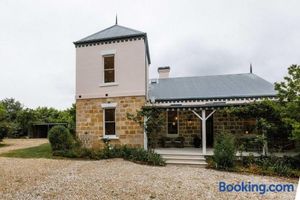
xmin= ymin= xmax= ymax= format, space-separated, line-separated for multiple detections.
xmin=166 ymin=110 xmax=179 ymax=137
xmin=101 ymin=103 xmax=118 ymax=139
xmin=100 ymin=50 xmax=118 ymax=87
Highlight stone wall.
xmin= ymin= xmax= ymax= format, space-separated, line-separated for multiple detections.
xmin=213 ymin=111 xmax=246 ymax=136
xmin=76 ymin=96 xmax=145 ymax=149
xmin=152 ymin=110 xmax=201 ymax=147
xmin=153 ymin=110 xmax=249 ymax=147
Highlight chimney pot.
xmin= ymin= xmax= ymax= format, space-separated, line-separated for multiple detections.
xmin=158 ymin=66 xmax=170 ymax=79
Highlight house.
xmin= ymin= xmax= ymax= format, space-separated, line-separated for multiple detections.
xmin=74 ymin=22 xmax=277 ymax=156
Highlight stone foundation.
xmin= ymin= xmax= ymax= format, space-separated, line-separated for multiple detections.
xmin=76 ymin=96 xmax=145 ymax=149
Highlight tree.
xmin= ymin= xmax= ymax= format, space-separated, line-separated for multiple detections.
xmin=0 ymin=103 xmax=7 ymax=141
xmin=275 ymin=64 xmax=300 ymax=141
xmin=16 ymin=108 xmax=37 ymax=136
xmin=0 ymin=98 xmax=23 ymax=138
xmin=1 ymin=98 xmax=23 ymax=121
xmin=127 ymin=106 xmax=164 ymax=148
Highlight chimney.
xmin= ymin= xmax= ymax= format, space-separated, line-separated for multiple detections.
xmin=158 ymin=66 xmax=170 ymax=79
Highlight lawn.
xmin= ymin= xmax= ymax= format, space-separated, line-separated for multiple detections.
xmin=0 ymin=143 xmax=52 ymax=158
xmin=0 ymin=143 xmax=9 ymax=148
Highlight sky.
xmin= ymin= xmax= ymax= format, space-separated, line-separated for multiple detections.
xmin=0 ymin=0 xmax=299 ymax=109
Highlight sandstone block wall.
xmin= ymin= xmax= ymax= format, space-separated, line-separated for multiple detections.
xmin=76 ymin=96 xmax=145 ymax=149
xmin=153 ymin=110 xmax=249 ymax=147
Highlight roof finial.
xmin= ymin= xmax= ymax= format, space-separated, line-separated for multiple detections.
xmin=250 ymin=63 xmax=253 ymax=73
xmin=115 ymin=14 xmax=118 ymax=25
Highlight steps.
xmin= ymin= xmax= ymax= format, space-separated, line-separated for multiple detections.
xmin=159 ymin=152 xmax=207 ymax=167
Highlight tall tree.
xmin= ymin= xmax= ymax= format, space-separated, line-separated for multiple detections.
xmin=275 ymin=64 xmax=300 ymax=141
xmin=1 ymin=98 xmax=23 ymax=121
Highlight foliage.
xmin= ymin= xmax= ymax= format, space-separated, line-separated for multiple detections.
xmin=240 ymin=155 xmax=300 ymax=177
xmin=1 ymin=98 xmax=23 ymax=121
xmin=54 ymin=143 xmax=166 ymax=166
xmin=0 ymin=143 xmax=52 ymax=158
xmin=229 ymin=101 xmax=287 ymax=136
xmin=48 ymin=125 xmax=75 ymax=152
xmin=213 ymin=131 xmax=236 ymax=169
xmin=275 ymin=64 xmax=300 ymax=102
xmin=275 ymin=64 xmax=300 ymax=141
xmin=207 ymin=153 xmax=300 ymax=178
xmin=0 ymin=98 xmax=76 ymax=139
xmin=0 ymin=103 xmax=7 ymax=141
xmin=228 ymin=100 xmax=292 ymax=154
xmin=127 ymin=106 xmax=164 ymax=148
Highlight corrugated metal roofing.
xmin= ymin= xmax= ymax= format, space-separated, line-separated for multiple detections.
xmin=148 ymin=73 xmax=276 ymax=101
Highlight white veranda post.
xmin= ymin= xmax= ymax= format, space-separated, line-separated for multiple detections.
xmin=144 ymin=116 xmax=148 ymax=150
xmin=192 ymin=109 xmax=216 ymax=155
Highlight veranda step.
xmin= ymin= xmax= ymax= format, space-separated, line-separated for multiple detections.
xmin=162 ymin=155 xmax=206 ymax=160
xmin=165 ymin=159 xmax=207 ymax=166
xmin=157 ymin=152 xmax=203 ymax=156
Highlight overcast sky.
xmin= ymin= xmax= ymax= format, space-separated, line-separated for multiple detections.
xmin=0 ymin=0 xmax=299 ymax=109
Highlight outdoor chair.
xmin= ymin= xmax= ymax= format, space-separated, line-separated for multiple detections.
xmin=161 ymin=137 xmax=173 ymax=147
xmin=173 ymin=137 xmax=185 ymax=148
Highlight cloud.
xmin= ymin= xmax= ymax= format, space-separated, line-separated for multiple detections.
xmin=0 ymin=0 xmax=300 ymax=108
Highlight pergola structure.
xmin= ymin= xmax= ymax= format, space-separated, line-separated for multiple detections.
xmin=30 ymin=122 xmax=68 ymax=138
xmin=145 ymin=100 xmax=264 ymax=155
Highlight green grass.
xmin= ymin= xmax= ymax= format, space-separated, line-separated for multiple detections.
xmin=0 ymin=143 xmax=10 ymax=148
xmin=0 ymin=143 xmax=52 ymax=159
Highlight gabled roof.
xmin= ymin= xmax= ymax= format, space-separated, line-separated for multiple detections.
xmin=149 ymin=73 xmax=276 ymax=101
xmin=74 ymin=24 xmax=151 ymax=63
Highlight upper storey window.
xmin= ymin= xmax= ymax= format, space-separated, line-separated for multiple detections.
xmin=104 ymin=55 xmax=115 ymax=83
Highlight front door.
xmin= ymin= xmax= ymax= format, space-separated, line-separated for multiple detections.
xmin=206 ymin=115 xmax=214 ymax=147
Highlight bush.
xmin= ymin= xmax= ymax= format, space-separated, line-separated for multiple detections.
xmin=0 ymin=123 xmax=6 ymax=141
xmin=53 ymin=143 xmax=166 ymax=166
xmin=213 ymin=132 xmax=236 ymax=169
xmin=48 ymin=125 xmax=75 ymax=152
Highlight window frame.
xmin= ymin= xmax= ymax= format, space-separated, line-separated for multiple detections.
xmin=103 ymin=54 xmax=115 ymax=84
xmin=103 ymin=108 xmax=117 ymax=138
xmin=166 ymin=110 xmax=179 ymax=137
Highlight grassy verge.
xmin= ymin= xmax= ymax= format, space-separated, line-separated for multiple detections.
xmin=0 ymin=143 xmax=10 ymax=148
xmin=0 ymin=143 xmax=52 ymax=159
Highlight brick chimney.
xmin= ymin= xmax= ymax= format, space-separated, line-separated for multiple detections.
xmin=158 ymin=66 xmax=170 ymax=79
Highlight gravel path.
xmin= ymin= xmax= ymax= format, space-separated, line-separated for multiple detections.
xmin=0 ymin=139 xmax=48 ymax=154
xmin=0 ymin=158 xmax=297 ymax=200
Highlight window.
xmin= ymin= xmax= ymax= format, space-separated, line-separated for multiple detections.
xmin=167 ymin=111 xmax=178 ymax=135
xmin=104 ymin=55 xmax=115 ymax=83
xmin=104 ymin=108 xmax=116 ymax=135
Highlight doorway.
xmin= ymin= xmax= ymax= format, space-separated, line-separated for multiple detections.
xmin=206 ymin=115 xmax=214 ymax=147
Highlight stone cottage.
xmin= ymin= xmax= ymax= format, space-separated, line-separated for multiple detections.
xmin=74 ymin=22 xmax=276 ymax=154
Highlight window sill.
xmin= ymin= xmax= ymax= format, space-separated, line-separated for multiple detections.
xmin=101 ymin=135 xmax=119 ymax=140
xmin=99 ymin=82 xmax=119 ymax=87
xmin=166 ymin=134 xmax=179 ymax=137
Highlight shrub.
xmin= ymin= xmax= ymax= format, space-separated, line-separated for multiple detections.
xmin=213 ymin=131 xmax=236 ymax=169
xmin=282 ymin=154 xmax=300 ymax=169
xmin=241 ymin=153 xmax=255 ymax=167
xmin=48 ymin=125 xmax=75 ymax=152
xmin=53 ymin=143 xmax=166 ymax=166
xmin=0 ymin=123 xmax=6 ymax=141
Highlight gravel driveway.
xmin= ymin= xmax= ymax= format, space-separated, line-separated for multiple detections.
xmin=0 ymin=139 xmax=48 ymax=154
xmin=0 ymin=157 xmax=297 ymax=200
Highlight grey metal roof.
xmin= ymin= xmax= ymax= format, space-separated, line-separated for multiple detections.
xmin=74 ymin=24 xmax=146 ymax=44
xmin=149 ymin=73 xmax=277 ymax=101
xmin=74 ymin=24 xmax=151 ymax=64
